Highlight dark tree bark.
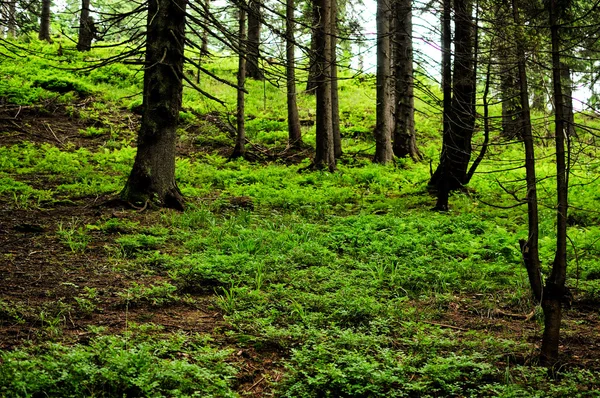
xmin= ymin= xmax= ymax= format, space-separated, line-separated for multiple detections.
xmin=232 ymin=6 xmax=247 ymax=158
xmin=540 ymin=0 xmax=569 ymax=366
xmin=6 ymin=1 xmax=16 ymax=37
xmin=313 ymin=0 xmax=336 ymax=170
xmin=331 ymin=0 xmax=341 ymax=158
xmin=430 ymin=0 xmax=476 ymax=210
xmin=512 ymin=0 xmax=543 ymax=304
xmin=392 ymin=0 xmax=420 ymax=161
xmin=373 ymin=0 xmax=394 ymax=164
xmin=306 ymin=4 xmax=318 ymax=94
xmin=120 ymin=0 xmax=187 ymax=210
xmin=286 ymin=0 xmax=302 ymax=147
xmin=77 ymin=0 xmax=94 ymax=52
xmin=560 ymin=61 xmax=576 ymax=137
xmin=246 ymin=0 xmax=264 ymax=80
xmin=196 ymin=0 xmax=210 ymax=84
xmin=500 ymin=70 xmax=523 ymax=139
xmin=39 ymin=0 xmax=52 ymax=42
xmin=429 ymin=0 xmax=453 ymax=209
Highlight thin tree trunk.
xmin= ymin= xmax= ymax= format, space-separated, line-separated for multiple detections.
xmin=313 ymin=0 xmax=335 ymax=170
xmin=246 ymin=0 xmax=264 ymax=80
xmin=77 ymin=0 xmax=93 ymax=52
xmin=373 ymin=0 xmax=394 ymax=164
xmin=197 ymin=0 xmax=210 ymax=84
xmin=286 ymin=0 xmax=302 ymax=147
xmin=331 ymin=0 xmax=342 ymax=158
xmin=39 ymin=0 xmax=52 ymax=42
xmin=541 ymin=0 xmax=569 ymax=366
xmin=232 ymin=5 xmax=247 ymax=158
xmin=7 ymin=1 xmax=16 ymax=37
xmin=560 ymin=61 xmax=575 ymax=137
xmin=392 ymin=0 xmax=420 ymax=161
xmin=120 ymin=0 xmax=187 ymax=210
xmin=512 ymin=0 xmax=543 ymax=304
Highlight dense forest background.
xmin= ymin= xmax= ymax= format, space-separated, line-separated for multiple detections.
xmin=1 ymin=0 xmax=600 ymax=396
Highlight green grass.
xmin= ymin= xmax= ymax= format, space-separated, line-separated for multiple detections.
xmin=1 ymin=37 xmax=600 ymax=396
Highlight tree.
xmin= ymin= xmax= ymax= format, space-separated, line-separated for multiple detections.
xmin=120 ymin=0 xmax=187 ymax=210
xmin=313 ymin=0 xmax=336 ymax=170
xmin=246 ymin=0 xmax=263 ymax=80
xmin=39 ymin=0 xmax=51 ymax=42
xmin=285 ymin=0 xmax=302 ymax=147
xmin=331 ymin=0 xmax=341 ymax=158
xmin=76 ymin=0 xmax=95 ymax=51
xmin=305 ymin=2 xmax=318 ymax=94
xmin=2 ymin=0 xmax=17 ymax=37
xmin=373 ymin=0 xmax=394 ymax=164
xmin=392 ymin=0 xmax=420 ymax=160
xmin=232 ymin=4 xmax=247 ymax=158
xmin=511 ymin=0 xmax=543 ymax=306
xmin=539 ymin=0 xmax=570 ymax=365
xmin=429 ymin=0 xmax=476 ymax=210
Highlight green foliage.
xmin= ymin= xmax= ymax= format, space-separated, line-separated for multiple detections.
xmin=119 ymin=282 xmax=179 ymax=307
xmin=2 ymin=41 xmax=600 ymax=397
xmin=0 ymin=333 xmax=237 ymax=397
xmin=56 ymin=218 xmax=92 ymax=253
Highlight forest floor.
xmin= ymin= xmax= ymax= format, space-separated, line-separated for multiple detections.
xmin=2 ymin=102 xmax=600 ymax=396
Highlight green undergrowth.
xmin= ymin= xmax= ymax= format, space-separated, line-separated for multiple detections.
xmin=2 ymin=38 xmax=600 ymax=396
xmin=0 ymin=327 xmax=237 ymax=397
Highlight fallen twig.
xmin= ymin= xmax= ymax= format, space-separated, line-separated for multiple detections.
xmin=422 ymin=321 xmax=468 ymax=331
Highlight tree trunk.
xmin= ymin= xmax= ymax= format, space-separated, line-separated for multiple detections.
xmin=77 ymin=0 xmax=94 ymax=52
xmin=39 ymin=0 xmax=52 ymax=42
xmin=286 ymin=0 xmax=302 ymax=147
xmin=429 ymin=0 xmax=453 ymax=209
xmin=120 ymin=0 xmax=187 ymax=211
xmin=246 ymin=0 xmax=264 ymax=80
xmin=560 ymin=61 xmax=575 ymax=137
xmin=512 ymin=0 xmax=543 ymax=304
xmin=232 ymin=6 xmax=247 ymax=158
xmin=541 ymin=0 xmax=569 ymax=366
xmin=6 ymin=1 xmax=16 ymax=37
xmin=306 ymin=4 xmax=318 ymax=94
xmin=331 ymin=0 xmax=342 ymax=158
xmin=430 ymin=0 xmax=475 ymax=210
xmin=313 ymin=0 xmax=336 ymax=171
xmin=373 ymin=0 xmax=394 ymax=164
xmin=392 ymin=0 xmax=420 ymax=161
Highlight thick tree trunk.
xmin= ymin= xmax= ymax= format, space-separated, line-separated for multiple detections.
xmin=39 ymin=0 xmax=52 ymax=42
xmin=430 ymin=0 xmax=475 ymax=210
xmin=286 ymin=0 xmax=302 ymax=147
xmin=373 ymin=0 xmax=394 ymax=164
xmin=77 ymin=0 xmax=94 ymax=52
xmin=392 ymin=0 xmax=420 ymax=161
xmin=313 ymin=0 xmax=336 ymax=170
xmin=429 ymin=0 xmax=453 ymax=209
xmin=541 ymin=0 xmax=569 ymax=366
xmin=512 ymin=0 xmax=543 ymax=304
xmin=331 ymin=0 xmax=341 ymax=158
xmin=232 ymin=6 xmax=247 ymax=158
xmin=246 ymin=0 xmax=264 ymax=80
xmin=121 ymin=0 xmax=187 ymax=210
xmin=306 ymin=4 xmax=319 ymax=94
